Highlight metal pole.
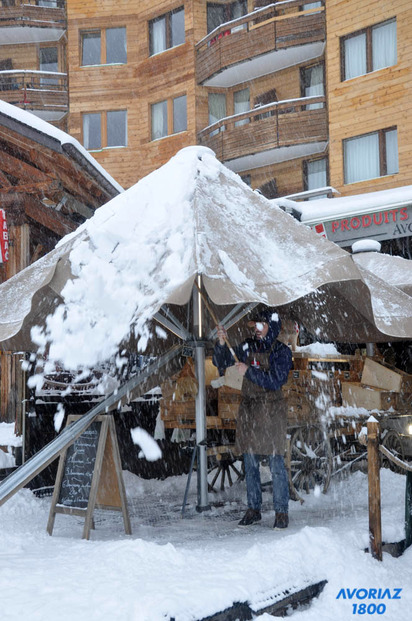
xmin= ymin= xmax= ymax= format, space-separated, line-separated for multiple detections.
xmin=193 ymin=276 xmax=210 ymax=511
xmin=366 ymin=343 xmax=375 ymax=357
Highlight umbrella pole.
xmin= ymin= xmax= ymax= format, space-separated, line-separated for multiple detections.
xmin=193 ymin=276 xmax=210 ymax=512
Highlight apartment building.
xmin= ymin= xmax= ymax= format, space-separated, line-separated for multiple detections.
xmin=0 ymin=0 xmax=68 ymax=128
xmin=0 ymin=1 xmax=411 ymax=251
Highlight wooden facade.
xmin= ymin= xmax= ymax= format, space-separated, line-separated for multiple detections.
xmin=64 ymin=0 xmax=328 ymax=192
xmin=2 ymin=0 xmax=412 ymax=198
xmin=326 ymin=0 xmax=412 ymax=197
xmin=0 ymin=1 xmax=68 ymax=127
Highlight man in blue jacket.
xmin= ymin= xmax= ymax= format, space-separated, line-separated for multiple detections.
xmin=213 ymin=309 xmax=292 ymax=528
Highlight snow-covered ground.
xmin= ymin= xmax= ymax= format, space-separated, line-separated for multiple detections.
xmin=0 ymin=456 xmax=411 ymax=621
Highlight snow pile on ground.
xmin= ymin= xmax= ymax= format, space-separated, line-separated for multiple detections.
xmin=0 ymin=466 xmax=411 ymax=620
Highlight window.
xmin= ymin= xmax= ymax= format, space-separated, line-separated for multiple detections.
xmin=301 ymin=64 xmax=324 ymax=109
xmin=151 ymin=101 xmax=168 ymax=140
xmin=254 ymin=88 xmax=277 ymax=119
xmin=208 ymin=93 xmax=226 ymax=125
xmin=151 ymin=96 xmax=187 ymax=140
xmin=39 ymin=47 xmax=58 ymax=86
xmin=302 ymin=2 xmax=322 ymax=10
xmin=149 ymin=7 xmax=185 ymax=56
xmin=173 ymin=95 xmax=187 ymax=133
xmin=83 ymin=113 xmax=101 ymax=150
xmin=83 ymin=110 xmax=127 ymax=150
xmin=107 ymin=110 xmax=127 ymax=147
xmin=343 ymin=128 xmax=398 ymax=184
xmin=304 ymin=158 xmax=328 ymax=197
xmin=341 ymin=19 xmax=396 ymax=80
xmin=81 ymin=27 xmax=127 ymax=66
xmin=208 ymin=92 xmax=226 ymax=136
xmin=234 ymin=88 xmax=250 ymax=127
xmin=207 ymin=1 xmax=247 ymax=33
xmin=106 ymin=27 xmax=127 ymax=64
xmin=258 ymin=179 xmax=278 ymax=199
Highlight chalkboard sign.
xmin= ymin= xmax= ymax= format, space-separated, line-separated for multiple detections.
xmin=58 ymin=422 xmax=100 ymax=509
xmin=47 ymin=415 xmax=131 ymax=539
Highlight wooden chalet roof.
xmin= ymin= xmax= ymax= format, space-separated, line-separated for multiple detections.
xmin=0 ymin=103 xmax=122 ymax=253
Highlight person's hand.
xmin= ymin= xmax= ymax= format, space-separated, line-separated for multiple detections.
xmin=235 ymin=362 xmax=248 ymax=376
xmin=216 ymin=324 xmax=227 ymax=346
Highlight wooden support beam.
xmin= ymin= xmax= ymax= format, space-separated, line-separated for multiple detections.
xmin=24 ymin=198 xmax=78 ymax=237
xmin=0 ymin=149 xmax=54 ymax=183
xmin=367 ymin=419 xmax=382 ymax=561
xmin=30 ymin=243 xmax=45 ymax=265
xmin=0 ymin=170 xmax=12 ymax=187
xmin=0 ymin=179 xmax=61 ymax=196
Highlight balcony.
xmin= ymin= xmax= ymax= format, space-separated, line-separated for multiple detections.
xmin=196 ymin=0 xmax=325 ymax=87
xmin=198 ymin=96 xmax=328 ymax=172
xmin=0 ymin=70 xmax=68 ymax=121
xmin=0 ymin=1 xmax=65 ymax=44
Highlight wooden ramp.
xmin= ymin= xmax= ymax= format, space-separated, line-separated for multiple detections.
xmin=0 ymin=345 xmax=183 ymax=507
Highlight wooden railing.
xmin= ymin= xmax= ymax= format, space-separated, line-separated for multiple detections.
xmin=196 ymin=0 xmax=325 ymax=84
xmin=0 ymin=0 xmax=65 ymax=27
xmin=0 ymin=71 xmax=68 ymax=111
xmin=198 ymin=96 xmax=327 ymax=163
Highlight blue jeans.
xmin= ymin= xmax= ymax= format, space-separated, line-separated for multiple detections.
xmin=243 ymin=453 xmax=289 ymax=513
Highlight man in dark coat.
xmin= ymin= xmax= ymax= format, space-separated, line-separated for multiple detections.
xmin=213 ymin=309 xmax=292 ymax=528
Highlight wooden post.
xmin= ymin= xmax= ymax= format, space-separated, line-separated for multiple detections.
xmin=367 ymin=418 xmax=382 ymax=561
xmin=406 ymin=471 xmax=412 ymax=550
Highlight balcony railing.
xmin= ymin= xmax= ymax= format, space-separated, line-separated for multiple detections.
xmin=0 ymin=0 xmax=65 ymax=28
xmin=198 ymin=96 xmax=327 ymax=164
xmin=196 ymin=0 xmax=325 ymax=85
xmin=0 ymin=71 xmax=68 ymax=112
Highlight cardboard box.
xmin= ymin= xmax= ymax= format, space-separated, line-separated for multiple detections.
xmin=342 ymin=382 xmax=398 ymax=411
xmin=361 ymin=358 xmax=402 ymax=392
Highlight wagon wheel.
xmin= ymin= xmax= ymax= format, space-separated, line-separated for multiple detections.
xmin=207 ymin=455 xmax=244 ymax=493
xmin=381 ymin=430 xmax=405 ymax=473
xmin=288 ymin=425 xmax=332 ymax=496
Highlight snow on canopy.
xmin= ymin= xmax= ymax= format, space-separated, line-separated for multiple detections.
xmin=353 ymin=250 xmax=412 ymax=296
xmin=0 ymin=146 xmax=411 ymax=369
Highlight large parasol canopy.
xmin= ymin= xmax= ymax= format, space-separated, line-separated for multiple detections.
xmin=1 ymin=145 xmax=412 ymax=509
xmin=1 ymin=146 xmax=411 ymax=364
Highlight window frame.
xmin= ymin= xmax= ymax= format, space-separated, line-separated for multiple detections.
xmin=149 ymin=6 xmax=185 ymax=57
xmin=206 ymin=0 xmax=247 ymax=34
xmin=343 ymin=127 xmax=398 ymax=184
xmin=340 ymin=18 xmax=396 ymax=81
xmin=82 ymin=109 xmax=128 ymax=151
xmin=300 ymin=62 xmax=325 ymax=109
xmin=80 ymin=27 xmax=127 ymax=67
xmin=150 ymin=94 xmax=188 ymax=141
xmin=303 ymin=157 xmax=329 ymax=194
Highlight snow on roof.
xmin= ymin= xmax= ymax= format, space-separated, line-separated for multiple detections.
xmin=0 ymin=100 xmax=123 ymax=194
xmin=289 ymin=184 xmax=412 ymax=222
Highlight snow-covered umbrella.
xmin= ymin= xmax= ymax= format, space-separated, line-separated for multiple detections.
xmin=1 ymin=146 xmax=412 ymax=508
xmin=351 ymin=239 xmax=412 ymax=297
xmin=1 ymin=146 xmax=411 ymax=355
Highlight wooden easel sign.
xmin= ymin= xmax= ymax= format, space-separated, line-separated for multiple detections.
xmin=47 ymin=414 xmax=131 ymax=540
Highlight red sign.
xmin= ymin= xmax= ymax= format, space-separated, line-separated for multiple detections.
xmin=0 ymin=209 xmax=9 ymax=263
